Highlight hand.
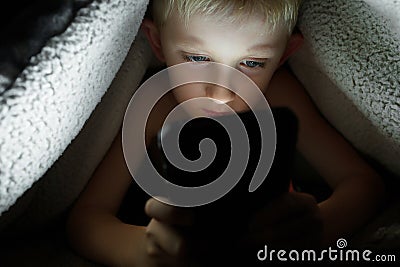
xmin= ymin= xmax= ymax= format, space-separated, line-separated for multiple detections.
xmin=241 ymin=192 xmax=323 ymax=250
xmin=143 ymin=198 xmax=195 ymax=267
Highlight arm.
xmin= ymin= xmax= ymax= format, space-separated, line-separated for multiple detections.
xmin=267 ymin=67 xmax=385 ymax=245
xmin=66 ymin=131 xmax=149 ymax=266
xmin=67 ymin=130 xmax=196 ymax=267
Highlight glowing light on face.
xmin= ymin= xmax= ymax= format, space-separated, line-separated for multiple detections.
xmin=159 ymin=9 xmax=289 ymax=116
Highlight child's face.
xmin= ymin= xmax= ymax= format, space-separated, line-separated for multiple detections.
xmin=158 ymin=10 xmax=289 ymax=116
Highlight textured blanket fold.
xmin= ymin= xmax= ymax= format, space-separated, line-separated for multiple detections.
xmin=0 ymin=0 xmax=150 ymax=215
xmin=289 ymin=0 xmax=400 ymax=175
xmin=0 ymin=0 xmax=93 ymax=93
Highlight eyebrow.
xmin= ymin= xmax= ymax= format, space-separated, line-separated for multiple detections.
xmin=176 ymin=35 xmax=204 ymax=45
xmin=176 ymin=36 xmax=273 ymax=57
xmin=247 ymin=43 xmax=274 ymax=52
xmin=180 ymin=37 xmax=272 ymax=51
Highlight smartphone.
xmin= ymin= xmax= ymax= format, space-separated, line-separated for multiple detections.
xmin=156 ymin=107 xmax=298 ymax=221
xmin=154 ymin=108 xmax=298 ymax=261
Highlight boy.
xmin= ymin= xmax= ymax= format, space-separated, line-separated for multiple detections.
xmin=67 ymin=1 xmax=384 ymax=266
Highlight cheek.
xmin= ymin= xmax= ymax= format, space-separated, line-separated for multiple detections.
xmin=245 ymin=71 xmax=274 ymax=94
xmin=233 ymin=71 xmax=274 ymax=108
xmin=161 ymin=47 xmax=181 ymax=66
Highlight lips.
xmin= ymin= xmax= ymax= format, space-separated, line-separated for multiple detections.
xmin=202 ymin=108 xmax=231 ymax=117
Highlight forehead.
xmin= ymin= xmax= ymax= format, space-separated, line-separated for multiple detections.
xmin=167 ymin=6 xmax=272 ymax=31
xmin=162 ymin=9 xmax=287 ymax=46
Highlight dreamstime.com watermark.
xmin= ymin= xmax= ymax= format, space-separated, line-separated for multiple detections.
xmin=257 ymin=238 xmax=397 ymax=263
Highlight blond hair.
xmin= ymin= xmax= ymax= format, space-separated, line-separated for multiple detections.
xmin=150 ymin=0 xmax=302 ymax=35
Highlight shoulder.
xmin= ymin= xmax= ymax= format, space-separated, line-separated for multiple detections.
xmin=266 ymin=66 xmax=333 ymax=156
xmin=266 ymin=66 xmax=378 ymax=188
xmin=266 ymin=65 xmax=324 ymax=147
xmin=266 ymin=65 xmax=313 ymax=114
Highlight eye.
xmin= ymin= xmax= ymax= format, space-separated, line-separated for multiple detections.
xmin=241 ymin=60 xmax=266 ymax=68
xmin=184 ymin=55 xmax=211 ymax=62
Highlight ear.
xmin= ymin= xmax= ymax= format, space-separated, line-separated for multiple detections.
xmin=141 ymin=18 xmax=166 ymax=62
xmin=278 ymin=31 xmax=304 ymax=66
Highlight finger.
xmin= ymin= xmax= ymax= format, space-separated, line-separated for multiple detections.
xmin=279 ymin=192 xmax=318 ymax=213
xmin=146 ymin=237 xmax=181 ymax=267
xmin=145 ymin=198 xmax=194 ymax=226
xmin=146 ymin=219 xmax=186 ymax=256
xmin=146 ymin=232 xmax=167 ymax=258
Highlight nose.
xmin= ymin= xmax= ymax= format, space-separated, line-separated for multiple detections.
xmin=205 ymin=84 xmax=235 ymax=103
xmin=205 ymin=67 xmax=235 ymax=103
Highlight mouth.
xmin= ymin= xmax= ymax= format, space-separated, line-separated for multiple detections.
xmin=202 ymin=108 xmax=232 ymax=117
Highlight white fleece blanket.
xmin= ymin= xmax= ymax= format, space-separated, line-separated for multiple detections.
xmin=289 ymin=0 xmax=400 ymax=176
xmin=0 ymin=0 xmax=150 ymax=216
